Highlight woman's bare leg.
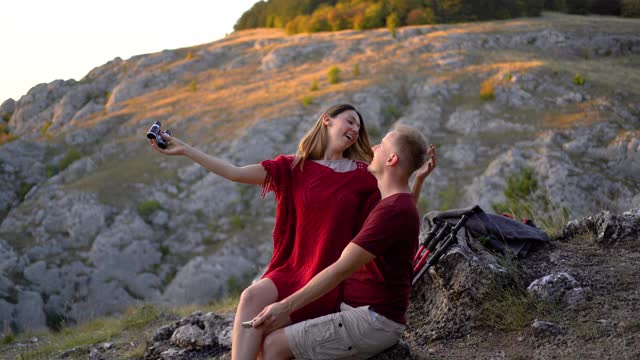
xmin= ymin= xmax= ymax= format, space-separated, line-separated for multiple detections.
xmin=232 ymin=278 xmax=278 ymax=360
xmin=262 ymin=329 xmax=293 ymax=360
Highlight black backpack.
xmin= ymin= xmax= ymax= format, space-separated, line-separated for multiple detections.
xmin=412 ymin=205 xmax=549 ymax=286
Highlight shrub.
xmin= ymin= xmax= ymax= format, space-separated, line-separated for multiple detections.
xmin=387 ymin=12 xmax=400 ymax=37
xmin=159 ymin=244 xmax=170 ymax=260
xmin=17 ymin=182 xmax=34 ymax=202
xmin=327 ymin=66 xmax=340 ymax=84
xmin=386 ymin=105 xmax=401 ymax=119
xmin=480 ymin=79 xmax=496 ymax=101
xmin=229 ymin=215 xmax=245 ymax=232
xmin=1 ymin=111 xmax=11 ymax=123
xmin=40 ymin=121 xmax=52 ymax=136
xmin=46 ymin=165 xmax=59 ymax=178
xmin=0 ymin=133 xmax=17 ymax=145
xmin=406 ymin=7 xmax=434 ymax=25
xmin=188 ymin=79 xmax=197 ymax=92
xmin=302 ymin=95 xmax=313 ymax=107
xmin=2 ymin=331 xmax=15 ymax=345
xmin=125 ymin=304 xmax=160 ymax=330
xmin=137 ymin=200 xmax=162 ymax=218
xmin=353 ymin=63 xmax=360 ymax=77
xmin=309 ymin=79 xmax=319 ymax=91
xmin=573 ymin=73 xmax=586 ymax=86
xmin=46 ymin=310 xmax=66 ymax=332
xmin=492 ymin=168 xmax=571 ymax=237
xmin=59 ymin=148 xmax=83 ymax=171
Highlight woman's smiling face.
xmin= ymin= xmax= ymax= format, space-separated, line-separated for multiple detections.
xmin=324 ymin=109 xmax=361 ymax=152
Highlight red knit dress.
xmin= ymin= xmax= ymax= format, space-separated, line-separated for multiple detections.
xmin=260 ymin=155 xmax=380 ymax=323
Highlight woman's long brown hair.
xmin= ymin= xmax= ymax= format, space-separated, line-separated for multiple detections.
xmin=293 ymin=104 xmax=373 ymax=170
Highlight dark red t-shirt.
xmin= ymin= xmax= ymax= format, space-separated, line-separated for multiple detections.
xmin=342 ymin=193 xmax=419 ymax=324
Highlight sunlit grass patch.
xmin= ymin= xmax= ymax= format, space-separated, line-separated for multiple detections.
xmin=10 ymin=304 xmax=164 ymax=360
xmin=480 ymin=78 xmax=496 ymax=101
xmin=175 ymin=294 xmax=241 ymax=317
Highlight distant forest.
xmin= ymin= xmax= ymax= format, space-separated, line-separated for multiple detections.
xmin=234 ymin=0 xmax=640 ymax=34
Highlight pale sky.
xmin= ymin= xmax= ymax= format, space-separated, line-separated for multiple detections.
xmin=0 ymin=0 xmax=258 ymax=103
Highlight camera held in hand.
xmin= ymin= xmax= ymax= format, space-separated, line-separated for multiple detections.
xmin=146 ymin=121 xmax=171 ymax=149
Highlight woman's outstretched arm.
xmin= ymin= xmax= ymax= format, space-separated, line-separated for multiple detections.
xmin=149 ymin=132 xmax=266 ymax=185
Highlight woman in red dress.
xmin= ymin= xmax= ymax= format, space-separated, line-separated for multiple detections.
xmin=150 ymin=104 xmax=425 ymax=359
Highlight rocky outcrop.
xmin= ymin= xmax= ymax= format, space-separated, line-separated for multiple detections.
xmin=407 ymin=214 xmax=519 ymax=343
xmin=561 ymin=208 xmax=640 ymax=246
xmin=140 ymin=311 xmax=418 ymax=360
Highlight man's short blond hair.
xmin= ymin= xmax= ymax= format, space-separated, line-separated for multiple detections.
xmin=391 ymin=124 xmax=428 ymax=174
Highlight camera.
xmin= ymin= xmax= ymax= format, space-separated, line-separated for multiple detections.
xmin=146 ymin=121 xmax=171 ymax=149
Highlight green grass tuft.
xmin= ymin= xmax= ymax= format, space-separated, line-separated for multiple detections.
xmin=137 ymin=200 xmax=161 ymax=218
xmin=17 ymin=183 xmax=34 ymax=202
xmin=2 ymin=332 xmax=15 ymax=345
xmin=302 ymin=95 xmax=313 ymax=107
xmin=573 ymin=73 xmax=586 ymax=86
xmin=492 ymin=168 xmax=570 ymax=238
xmin=59 ymin=148 xmax=83 ymax=172
xmin=327 ymin=65 xmax=340 ymax=84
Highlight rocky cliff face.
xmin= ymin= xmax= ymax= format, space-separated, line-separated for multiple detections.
xmin=0 ymin=13 xmax=639 ymax=332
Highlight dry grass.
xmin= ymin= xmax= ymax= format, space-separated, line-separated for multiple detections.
xmin=543 ymin=99 xmax=610 ymax=129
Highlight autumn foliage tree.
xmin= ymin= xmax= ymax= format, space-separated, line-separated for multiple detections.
xmin=234 ymin=0 xmax=636 ymax=36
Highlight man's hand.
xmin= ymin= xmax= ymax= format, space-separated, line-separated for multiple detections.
xmin=251 ymin=301 xmax=292 ymax=333
xmin=415 ymin=144 xmax=437 ymax=180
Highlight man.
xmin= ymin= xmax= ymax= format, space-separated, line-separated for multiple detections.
xmin=252 ymin=124 xmax=437 ymax=359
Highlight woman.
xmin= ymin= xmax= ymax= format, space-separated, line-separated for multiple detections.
xmin=150 ymin=104 xmax=425 ymax=359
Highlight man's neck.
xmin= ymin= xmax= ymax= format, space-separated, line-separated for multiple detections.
xmin=376 ymin=172 xmax=411 ymax=199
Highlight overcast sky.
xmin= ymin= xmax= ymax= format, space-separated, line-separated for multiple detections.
xmin=0 ymin=0 xmax=257 ymax=103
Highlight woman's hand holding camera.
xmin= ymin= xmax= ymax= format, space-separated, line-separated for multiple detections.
xmin=149 ymin=132 xmax=186 ymax=156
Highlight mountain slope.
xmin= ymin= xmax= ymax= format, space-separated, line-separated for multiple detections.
xmin=0 ymin=12 xmax=638 ymax=334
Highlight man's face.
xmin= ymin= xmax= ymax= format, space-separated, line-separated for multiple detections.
xmin=368 ymin=131 xmax=397 ymax=174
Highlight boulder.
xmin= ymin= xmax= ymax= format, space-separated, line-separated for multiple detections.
xmin=527 ymin=272 xmax=589 ymax=309
xmin=407 ymin=213 xmax=518 ymax=342
xmin=13 ymin=291 xmax=46 ymax=332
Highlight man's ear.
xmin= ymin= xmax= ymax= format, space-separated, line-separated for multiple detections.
xmin=387 ymin=153 xmax=399 ymax=166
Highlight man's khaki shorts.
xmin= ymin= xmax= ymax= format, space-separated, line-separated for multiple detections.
xmin=284 ymin=303 xmax=405 ymax=359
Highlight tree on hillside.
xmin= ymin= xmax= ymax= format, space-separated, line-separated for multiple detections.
xmin=406 ymin=7 xmax=436 ymax=25
xmin=363 ymin=2 xmax=386 ymax=29
xmin=622 ymin=0 xmax=640 ymax=16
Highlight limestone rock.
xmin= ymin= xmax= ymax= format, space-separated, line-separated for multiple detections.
xmin=561 ymin=208 xmax=640 ymax=246
xmin=408 ymin=213 xmax=515 ymax=342
xmin=531 ymin=320 xmax=564 ymax=336
xmin=0 ymin=98 xmax=15 ymax=121
xmin=13 ymin=291 xmax=46 ymax=332
xmin=527 ymin=272 xmax=588 ymax=308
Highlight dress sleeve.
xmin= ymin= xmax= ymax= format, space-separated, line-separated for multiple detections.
xmin=260 ymin=155 xmax=293 ymax=200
